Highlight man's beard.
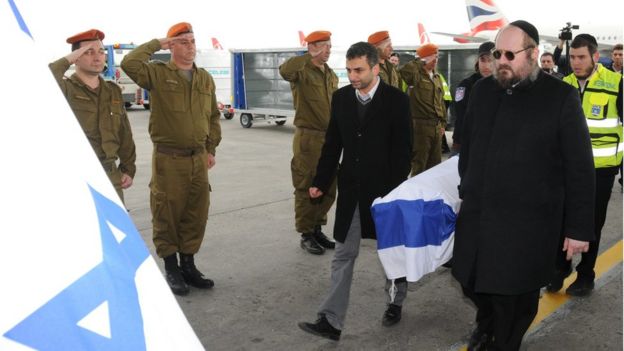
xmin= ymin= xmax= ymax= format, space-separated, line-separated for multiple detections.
xmin=574 ymin=63 xmax=595 ymax=80
xmin=494 ymin=64 xmax=519 ymax=89
xmin=494 ymin=57 xmax=537 ymax=89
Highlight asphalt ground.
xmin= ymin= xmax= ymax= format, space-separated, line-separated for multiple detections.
xmin=123 ymin=108 xmax=622 ymax=351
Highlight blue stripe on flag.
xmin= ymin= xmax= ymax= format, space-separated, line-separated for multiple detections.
xmin=8 ymin=0 xmax=32 ymax=38
xmin=372 ymin=199 xmax=456 ymax=250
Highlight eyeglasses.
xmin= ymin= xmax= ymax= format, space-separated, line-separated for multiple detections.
xmin=491 ymin=46 xmax=534 ymax=61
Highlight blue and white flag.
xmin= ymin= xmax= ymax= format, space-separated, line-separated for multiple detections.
xmin=0 ymin=2 xmax=203 ymax=350
xmin=371 ymin=157 xmax=461 ymax=282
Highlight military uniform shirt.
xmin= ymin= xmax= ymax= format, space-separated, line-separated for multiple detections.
xmin=120 ymin=39 xmax=221 ymax=154
xmin=49 ymin=58 xmax=136 ymax=177
xmin=279 ymin=53 xmax=338 ymax=131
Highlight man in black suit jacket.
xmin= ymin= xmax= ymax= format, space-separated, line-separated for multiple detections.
xmin=297 ymin=42 xmax=412 ymax=341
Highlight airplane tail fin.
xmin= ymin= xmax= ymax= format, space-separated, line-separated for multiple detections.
xmin=298 ymin=30 xmax=307 ymax=47
xmin=211 ymin=37 xmax=224 ymax=50
xmin=417 ymin=23 xmax=431 ymax=45
xmin=465 ymin=0 xmax=508 ymax=34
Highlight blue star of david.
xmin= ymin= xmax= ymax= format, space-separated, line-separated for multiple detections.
xmin=4 ymin=185 xmax=150 ymax=350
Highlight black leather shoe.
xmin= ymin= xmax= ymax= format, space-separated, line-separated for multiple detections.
xmin=301 ymin=234 xmax=325 ymax=255
xmin=566 ymin=276 xmax=594 ymax=296
xmin=165 ymin=267 xmax=190 ymax=296
xmin=467 ymin=327 xmax=492 ymax=351
xmin=546 ymin=267 xmax=572 ymax=293
xmin=382 ymin=304 xmax=402 ymax=327
xmin=180 ymin=254 xmax=214 ymax=289
xmin=298 ymin=315 xmax=341 ymax=341
xmin=313 ymin=228 xmax=336 ymax=249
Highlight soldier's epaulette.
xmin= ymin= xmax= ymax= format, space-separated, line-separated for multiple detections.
xmin=106 ymin=80 xmax=123 ymax=92
xmin=150 ymin=60 xmax=167 ymax=65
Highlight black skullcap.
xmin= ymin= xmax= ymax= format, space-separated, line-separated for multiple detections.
xmin=478 ymin=41 xmax=495 ymax=56
xmin=510 ymin=20 xmax=539 ymax=45
xmin=574 ymin=33 xmax=598 ymax=47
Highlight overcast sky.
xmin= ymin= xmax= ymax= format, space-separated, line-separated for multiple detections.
xmin=18 ymin=0 xmax=624 ymax=61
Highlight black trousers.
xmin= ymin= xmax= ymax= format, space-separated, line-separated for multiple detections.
xmin=462 ymin=286 xmax=540 ymax=351
xmin=554 ymin=172 xmax=615 ymax=280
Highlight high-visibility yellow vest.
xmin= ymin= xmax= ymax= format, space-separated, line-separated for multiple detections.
xmin=440 ymin=74 xmax=452 ymax=102
xmin=564 ymin=64 xmax=622 ymax=169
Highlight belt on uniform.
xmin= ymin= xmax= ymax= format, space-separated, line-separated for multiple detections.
xmin=101 ymin=161 xmax=116 ymax=172
xmin=156 ymin=144 xmax=204 ymax=157
xmin=296 ymin=127 xmax=327 ymax=136
xmin=412 ymin=118 xmax=442 ymax=126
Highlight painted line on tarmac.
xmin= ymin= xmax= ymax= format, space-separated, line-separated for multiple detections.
xmin=452 ymin=240 xmax=623 ymax=351
xmin=530 ymin=239 xmax=623 ymax=328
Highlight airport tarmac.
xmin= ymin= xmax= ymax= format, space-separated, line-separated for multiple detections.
xmin=123 ymin=108 xmax=622 ymax=351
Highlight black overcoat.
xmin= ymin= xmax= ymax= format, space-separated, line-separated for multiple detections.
xmin=313 ymin=80 xmax=412 ymax=243
xmin=452 ymin=72 xmax=596 ymax=294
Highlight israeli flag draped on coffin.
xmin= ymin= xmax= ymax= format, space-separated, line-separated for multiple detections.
xmin=0 ymin=1 xmax=203 ymax=350
xmin=371 ymin=157 xmax=461 ymax=282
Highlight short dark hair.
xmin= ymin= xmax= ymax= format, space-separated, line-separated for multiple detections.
xmin=614 ymin=44 xmax=623 ymax=52
xmin=571 ymin=35 xmax=598 ymax=56
xmin=540 ymin=52 xmax=554 ymax=59
xmin=390 ymin=52 xmax=399 ymax=58
xmin=346 ymin=42 xmax=379 ymax=68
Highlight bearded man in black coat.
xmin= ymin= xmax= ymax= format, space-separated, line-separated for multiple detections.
xmin=452 ymin=21 xmax=595 ymax=351
xmin=297 ymin=42 xmax=412 ymax=341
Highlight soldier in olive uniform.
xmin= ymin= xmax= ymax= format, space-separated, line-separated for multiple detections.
xmin=400 ymin=43 xmax=447 ymax=176
xmin=279 ymin=31 xmax=339 ymax=255
xmin=121 ymin=22 xmax=222 ymax=296
xmin=367 ymin=31 xmax=400 ymax=89
xmin=49 ymin=29 xmax=136 ymax=202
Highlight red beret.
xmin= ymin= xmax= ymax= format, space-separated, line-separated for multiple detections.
xmin=368 ymin=31 xmax=390 ymax=46
xmin=304 ymin=31 xmax=331 ymax=44
xmin=417 ymin=43 xmax=439 ymax=58
xmin=66 ymin=29 xmax=105 ymax=44
xmin=167 ymin=22 xmax=193 ymax=38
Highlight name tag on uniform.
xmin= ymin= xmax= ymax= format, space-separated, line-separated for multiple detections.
xmin=591 ymin=105 xmax=601 ymax=116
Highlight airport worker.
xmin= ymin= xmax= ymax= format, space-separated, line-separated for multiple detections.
xmin=49 ymin=29 xmax=136 ymax=203
xmin=279 ymin=30 xmax=339 ymax=255
xmin=367 ymin=31 xmax=400 ymax=88
xmin=297 ymin=42 xmax=412 ymax=340
xmin=540 ymin=52 xmax=564 ymax=79
xmin=451 ymin=41 xmax=495 ymax=153
xmin=605 ymin=43 xmax=622 ymax=74
xmin=547 ymin=34 xmax=623 ymax=297
xmin=121 ymin=22 xmax=222 ymax=296
xmin=452 ymin=21 xmax=595 ymax=350
xmin=399 ymin=43 xmax=447 ymax=176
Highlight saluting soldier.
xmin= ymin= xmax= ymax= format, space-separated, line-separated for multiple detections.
xmin=121 ymin=22 xmax=222 ymax=296
xmin=367 ymin=31 xmax=400 ymax=88
xmin=400 ymin=43 xmax=447 ymax=176
xmin=49 ymin=29 xmax=136 ymax=202
xmin=279 ymin=31 xmax=339 ymax=255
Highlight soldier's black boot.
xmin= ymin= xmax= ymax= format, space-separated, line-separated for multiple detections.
xmin=180 ymin=253 xmax=214 ymax=289
xmin=301 ymin=233 xmax=325 ymax=255
xmin=313 ymin=225 xmax=335 ymax=249
xmin=164 ymin=254 xmax=189 ymax=296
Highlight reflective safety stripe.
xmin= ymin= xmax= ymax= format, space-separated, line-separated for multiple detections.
xmin=586 ymin=118 xmax=621 ymax=128
xmin=593 ymin=144 xmax=624 ymax=157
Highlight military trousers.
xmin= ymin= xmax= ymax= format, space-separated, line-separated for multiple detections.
xmin=291 ymin=127 xmax=336 ymax=234
xmin=150 ymin=148 xmax=210 ymax=258
xmin=410 ymin=119 xmax=442 ymax=177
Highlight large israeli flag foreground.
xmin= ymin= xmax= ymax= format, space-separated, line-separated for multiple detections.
xmin=0 ymin=2 xmax=203 ymax=350
xmin=371 ymin=157 xmax=461 ymax=282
